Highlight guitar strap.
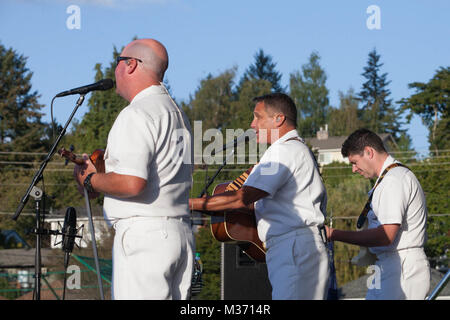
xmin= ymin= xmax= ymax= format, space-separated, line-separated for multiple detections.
xmin=284 ymin=136 xmax=329 ymax=243
xmin=356 ymin=162 xmax=409 ymax=229
xmin=285 ymin=137 xmax=322 ymax=174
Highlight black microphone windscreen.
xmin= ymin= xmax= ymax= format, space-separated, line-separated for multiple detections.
xmin=62 ymin=207 xmax=77 ymax=253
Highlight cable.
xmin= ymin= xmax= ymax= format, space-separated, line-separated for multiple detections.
xmin=50 ymin=96 xmax=58 ymax=141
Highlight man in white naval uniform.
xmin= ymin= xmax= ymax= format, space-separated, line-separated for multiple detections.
xmin=190 ymin=93 xmax=330 ymax=299
xmin=74 ymin=39 xmax=194 ymax=299
xmin=326 ymin=128 xmax=430 ymax=299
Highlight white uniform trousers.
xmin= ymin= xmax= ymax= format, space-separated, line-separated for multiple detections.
xmin=366 ymin=247 xmax=430 ymax=300
xmin=112 ymin=216 xmax=195 ymax=300
xmin=265 ymin=226 xmax=330 ymax=300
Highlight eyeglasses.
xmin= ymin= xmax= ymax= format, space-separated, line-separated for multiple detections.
xmin=116 ymin=56 xmax=143 ymax=67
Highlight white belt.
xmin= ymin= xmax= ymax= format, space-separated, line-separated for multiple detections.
xmin=376 ymin=247 xmax=425 ymax=260
xmin=264 ymin=226 xmax=321 ymax=249
xmin=113 ymin=215 xmax=190 ymax=230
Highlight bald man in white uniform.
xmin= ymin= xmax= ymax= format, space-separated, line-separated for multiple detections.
xmin=74 ymin=39 xmax=194 ymax=299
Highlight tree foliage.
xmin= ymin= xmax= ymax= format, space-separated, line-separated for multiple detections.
xmin=327 ymin=88 xmax=361 ymax=136
xmin=358 ymin=49 xmax=406 ymax=142
xmin=398 ymin=66 xmax=450 ymax=154
xmin=290 ymin=52 xmax=330 ymax=137
xmin=239 ymin=49 xmax=285 ymax=93
xmin=0 ymin=43 xmax=49 ymax=155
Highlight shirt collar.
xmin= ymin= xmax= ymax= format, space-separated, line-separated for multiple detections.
xmin=378 ymin=154 xmax=397 ymax=177
xmin=270 ymin=129 xmax=301 ymax=147
xmin=130 ymin=82 xmax=167 ymax=104
xmin=369 ymin=154 xmax=398 ymax=194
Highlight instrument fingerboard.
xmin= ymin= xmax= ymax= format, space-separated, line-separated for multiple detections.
xmin=225 ymin=167 xmax=253 ymax=192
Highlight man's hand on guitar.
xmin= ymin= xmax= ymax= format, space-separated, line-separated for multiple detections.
xmin=73 ymin=153 xmax=99 ymax=199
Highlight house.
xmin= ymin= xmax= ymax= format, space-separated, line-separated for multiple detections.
xmin=304 ymin=125 xmax=398 ymax=166
xmin=0 ymin=247 xmax=58 ymax=294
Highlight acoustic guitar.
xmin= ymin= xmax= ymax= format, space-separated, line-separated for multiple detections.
xmin=209 ymin=167 xmax=266 ymax=263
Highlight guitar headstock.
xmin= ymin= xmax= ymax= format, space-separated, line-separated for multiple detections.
xmin=58 ymin=146 xmax=82 ymax=165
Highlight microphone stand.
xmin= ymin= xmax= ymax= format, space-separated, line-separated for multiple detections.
xmin=30 ymin=186 xmax=43 ymax=300
xmin=83 ymin=188 xmax=105 ymax=300
xmin=198 ymin=149 xmax=235 ymax=198
xmin=12 ymin=94 xmax=86 ymax=300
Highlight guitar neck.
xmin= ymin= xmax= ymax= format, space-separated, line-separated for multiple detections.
xmin=58 ymin=147 xmax=84 ymax=165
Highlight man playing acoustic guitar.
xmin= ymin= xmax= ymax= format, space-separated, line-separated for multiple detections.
xmin=326 ymin=129 xmax=431 ymax=299
xmin=190 ymin=93 xmax=330 ymax=299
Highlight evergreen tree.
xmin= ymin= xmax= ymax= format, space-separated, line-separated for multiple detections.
xmin=239 ymin=49 xmax=285 ymax=93
xmin=358 ymin=49 xmax=405 ymax=140
xmin=0 ymin=43 xmax=48 ymax=154
xmin=229 ymin=78 xmax=272 ymax=130
xmin=398 ymin=66 xmax=450 ymax=155
xmin=290 ymin=51 xmax=330 ymax=138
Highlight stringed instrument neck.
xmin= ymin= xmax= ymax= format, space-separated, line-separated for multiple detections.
xmin=58 ymin=147 xmax=105 ymax=173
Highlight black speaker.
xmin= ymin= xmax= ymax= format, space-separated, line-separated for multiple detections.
xmin=222 ymin=243 xmax=272 ymax=300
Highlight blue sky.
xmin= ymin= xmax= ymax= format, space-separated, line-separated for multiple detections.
xmin=1 ymin=0 xmax=449 ymax=153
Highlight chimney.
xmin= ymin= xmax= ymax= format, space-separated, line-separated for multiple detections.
xmin=316 ymin=125 xmax=329 ymax=140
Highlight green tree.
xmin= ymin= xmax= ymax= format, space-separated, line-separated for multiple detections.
xmin=327 ymin=88 xmax=361 ymax=136
xmin=0 ymin=43 xmax=49 ymax=155
xmin=229 ymin=78 xmax=272 ymax=130
xmin=239 ymin=49 xmax=285 ymax=93
xmin=71 ymin=46 xmax=128 ymax=154
xmin=182 ymin=68 xmax=236 ymax=132
xmin=0 ymin=43 xmax=54 ymax=244
xmin=398 ymin=66 xmax=450 ymax=155
xmin=358 ymin=49 xmax=405 ymax=141
xmin=290 ymin=51 xmax=330 ymax=138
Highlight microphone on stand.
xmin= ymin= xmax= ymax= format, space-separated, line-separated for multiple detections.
xmin=61 ymin=207 xmax=78 ymax=300
xmin=55 ymin=79 xmax=114 ymax=98
xmin=62 ymin=207 xmax=77 ymax=266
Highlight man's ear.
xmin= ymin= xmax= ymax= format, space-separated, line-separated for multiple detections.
xmin=275 ymin=114 xmax=285 ymax=127
xmin=364 ymin=146 xmax=374 ymax=159
xmin=126 ymin=59 xmax=138 ymax=74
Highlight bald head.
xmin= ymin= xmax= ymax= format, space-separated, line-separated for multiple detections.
xmin=123 ymin=39 xmax=169 ymax=82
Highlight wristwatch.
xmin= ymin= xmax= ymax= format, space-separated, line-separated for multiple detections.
xmin=83 ymin=172 xmax=96 ymax=193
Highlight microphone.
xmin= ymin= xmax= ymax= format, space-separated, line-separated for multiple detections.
xmin=211 ymin=130 xmax=256 ymax=156
xmin=61 ymin=207 xmax=77 ymax=300
xmin=55 ymin=79 xmax=114 ymax=97
xmin=62 ymin=207 xmax=77 ymax=257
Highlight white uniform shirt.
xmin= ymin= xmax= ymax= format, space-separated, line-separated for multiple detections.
xmin=368 ymin=155 xmax=428 ymax=255
xmin=103 ymin=84 xmax=193 ymax=225
xmin=243 ymin=130 xmax=327 ymax=242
